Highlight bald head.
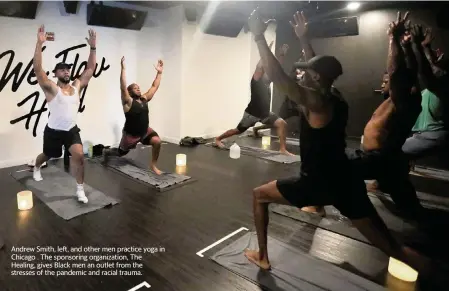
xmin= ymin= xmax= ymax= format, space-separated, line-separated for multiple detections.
xmin=127 ymin=83 xmax=141 ymax=98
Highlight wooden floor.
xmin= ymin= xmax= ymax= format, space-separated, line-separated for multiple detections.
xmin=0 ymin=135 xmax=448 ymax=291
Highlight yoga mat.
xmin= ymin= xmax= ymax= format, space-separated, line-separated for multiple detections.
xmin=95 ymin=156 xmax=194 ymax=192
xmin=412 ymin=166 xmax=449 ymax=182
xmin=10 ymin=166 xmax=119 ymax=220
xmin=210 ymin=232 xmax=386 ymax=291
xmin=205 ymin=142 xmax=301 ymax=164
xmin=271 ymin=191 xmax=449 ymax=245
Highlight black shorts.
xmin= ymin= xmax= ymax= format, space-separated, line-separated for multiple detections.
xmin=279 ymin=98 xmax=300 ymax=120
xmin=237 ymin=111 xmax=280 ymax=132
xmin=43 ymin=125 xmax=82 ymax=158
xmin=276 ymin=170 xmax=376 ymax=220
xmin=346 ymin=148 xmax=421 ymax=212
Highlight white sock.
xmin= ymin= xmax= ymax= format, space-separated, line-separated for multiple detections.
xmin=76 ymin=183 xmax=84 ymax=191
xmin=33 ymin=165 xmax=43 ymax=181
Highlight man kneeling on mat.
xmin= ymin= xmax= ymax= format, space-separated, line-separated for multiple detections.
xmin=102 ymin=57 xmax=163 ymax=175
xmin=214 ymin=42 xmax=293 ymax=155
xmin=245 ymin=9 xmax=430 ymax=276
xmin=32 ymin=26 xmax=97 ymax=204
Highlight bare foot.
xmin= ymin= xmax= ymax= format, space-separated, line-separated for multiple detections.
xmin=300 ymin=206 xmax=326 ymax=216
xmin=244 ymin=249 xmax=271 ymax=270
xmin=253 ymin=128 xmax=261 ymax=138
xmin=151 ymin=164 xmax=162 ymax=175
xmin=280 ymin=149 xmax=295 ymax=156
xmin=365 ymin=180 xmax=381 ymax=193
xmin=214 ymin=138 xmax=225 ymax=149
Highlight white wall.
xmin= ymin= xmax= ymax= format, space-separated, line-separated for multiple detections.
xmin=0 ymin=2 xmax=276 ymax=167
xmin=180 ymin=9 xmax=277 ymax=139
xmin=0 ymin=2 xmax=177 ymax=168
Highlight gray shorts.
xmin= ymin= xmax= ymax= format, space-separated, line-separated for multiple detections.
xmin=237 ymin=111 xmax=279 ymax=132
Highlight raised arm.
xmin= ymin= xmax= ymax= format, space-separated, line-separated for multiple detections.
xmin=253 ymin=41 xmax=273 ymax=81
xmin=120 ymin=57 xmax=132 ymax=107
xmin=74 ymin=29 xmax=96 ymax=90
xmin=142 ymin=60 xmax=163 ymax=102
xmin=290 ymin=11 xmax=316 ymax=61
xmin=386 ymin=12 xmax=416 ymax=105
xmin=411 ymin=26 xmax=440 ymax=92
xmin=401 ymin=30 xmax=418 ymax=75
xmin=33 ymin=25 xmax=57 ymax=101
xmin=248 ymin=9 xmax=325 ymax=111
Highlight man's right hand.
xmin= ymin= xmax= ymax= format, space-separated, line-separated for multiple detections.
xmin=290 ymin=11 xmax=308 ymax=39
xmin=387 ymin=11 xmax=409 ymax=39
xmin=37 ymin=25 xmax=46 ymax=44
xmin=121 ymin=56 xmax=125 ymax=69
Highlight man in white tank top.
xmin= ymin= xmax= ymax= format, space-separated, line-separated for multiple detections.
xmin=32 ymin=25 xmax=97 ymax=204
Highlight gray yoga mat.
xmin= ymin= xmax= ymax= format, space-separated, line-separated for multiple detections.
xmin=210 ymin=232 xmax=386 ymax=291
xmin=412 ymin=166 xmax=449 ymax=182
xmin=96 ymin=156 xmax=193 ymax=192
xmin=205 ymin=142 xmax=301 ymax=164
xmin=10 ymin=166 xmax=119 ymax=220
xmin=271 ymin=191 xmax=449 ymax=245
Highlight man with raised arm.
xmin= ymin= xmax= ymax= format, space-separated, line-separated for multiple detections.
xmin=214 ymin=42 xmax=293 ymax=155
xmin=32 ymin=25 xmax=97 ymax=204
xmin=244 ymin=9 xmax=429 ymax=277
xmin=345 ymin=14 xmax=426 ymax=220
xmin=102 ymin=57 xmax=164 ymax=175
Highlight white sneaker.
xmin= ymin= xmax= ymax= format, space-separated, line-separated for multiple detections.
xmin=33 ymin=167 xmax=43 ymax=181
xmin=76 ymin=189 xmax=88 ymax=203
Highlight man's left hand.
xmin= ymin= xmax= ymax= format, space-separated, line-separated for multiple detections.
xmin=86 ymin=29 xmax=96 ymax=48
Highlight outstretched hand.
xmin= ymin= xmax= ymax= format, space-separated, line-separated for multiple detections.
xmin=85 ymin=29 xmax=96 ymax=48
xmin=421 ymin=28 xmax=434 ymax=47
xmin=154 ymin=59 xmax=163 ymax=73
xmin=248 ymin=8 xmax=275 ymax=36
xmin=37 ymin=25 xmax=46 ymax=44
xmin=410 ymin=24 xmax=425 ymax=45
xmin=290 ymin=11 xmax=308 ymax=39
xmin=388 ymin=11 xmax=410 ymax=38
xmin=121 ymin=56 xmax=125 ymax=69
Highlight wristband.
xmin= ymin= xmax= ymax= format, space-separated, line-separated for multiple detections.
xmin=90 ymin=47 xmax=96 ymax=51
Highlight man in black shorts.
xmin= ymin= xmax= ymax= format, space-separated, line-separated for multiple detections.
xmin=244 ymin=9 xmax=429 ymax=276
xmin=32 ymin=26 xmax=97 ymax=204
xmin=214 ymin=42 xmax=293 ymax=155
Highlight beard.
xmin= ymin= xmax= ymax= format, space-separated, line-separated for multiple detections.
xmin=58 ymin=76 xmax=70 ymax=84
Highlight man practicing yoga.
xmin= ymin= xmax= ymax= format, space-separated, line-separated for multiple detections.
xmin=369 ymin=28 xmax=449 ymax=191
xmin=214 ymin=42 xmax=293 ymax=155
xmin=395 ymin=29 xmax=448 ymax=167
xmin=102 ymin=57 xmax=164 ymax=175
xmin=244 ymin=9 xmax=429 ymax=276
xmin=32 ymin=26 xmax=97 ymax=204
xmin=344 ymin=16 xmax=429 ymax=221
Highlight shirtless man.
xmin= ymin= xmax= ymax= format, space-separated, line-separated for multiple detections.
xmin=102 ymin=57 xmax=163 ymax=175
xmin=346 ymin=13 xmax=426 ymax=220
xmin=244 ymin=9 xmax=429 ymax=276
xmin=32 ymin=25 xmax=97 ymax=204
xmin=215 ymin=42 xmax=293 ymax=155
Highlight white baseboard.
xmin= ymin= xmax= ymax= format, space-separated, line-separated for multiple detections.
xmin=0 ymin=156 xmax=37 ymax=169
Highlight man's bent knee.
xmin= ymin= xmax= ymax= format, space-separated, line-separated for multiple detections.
xmin=253 ymin=181 xmax=281 ymax=203
xmin=151 ymin=136 xmax=162 ymax=146
xmin=274 ymin=118 xmax=287 ymax=128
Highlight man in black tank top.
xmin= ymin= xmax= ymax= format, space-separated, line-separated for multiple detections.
xmin=214 ymin=43 xmax=294 ymax=155
xmin=102 ymin=57 xmax=164 ymax=175
xmin=244 ymin=9 xmax=430 ymax=277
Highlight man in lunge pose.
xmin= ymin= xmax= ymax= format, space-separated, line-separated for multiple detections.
xmin=32 ymin=25 xmax=97 ymax=204
xmin=215 ymin=42 xmax=293 ymax=155
xmin=345 ymin=17 xmax=428 ymax=221
xmin=244 ymin=9 xmax=429 ymax=276
xmin=102 ymin=57 xmax=164 ymax=175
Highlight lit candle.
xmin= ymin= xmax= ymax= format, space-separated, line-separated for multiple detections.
xmin=17 ymin=191 xmax=33 ymax=211
xmin=388 ymin=257 xmax=418 ymax=282
xmin=262 ymin=136 xmax=271 ymax=146
xmin=175 ymin=165 xmax=187 ymax=175
xmin=176 ymin=154 xmax=187 ymax=167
